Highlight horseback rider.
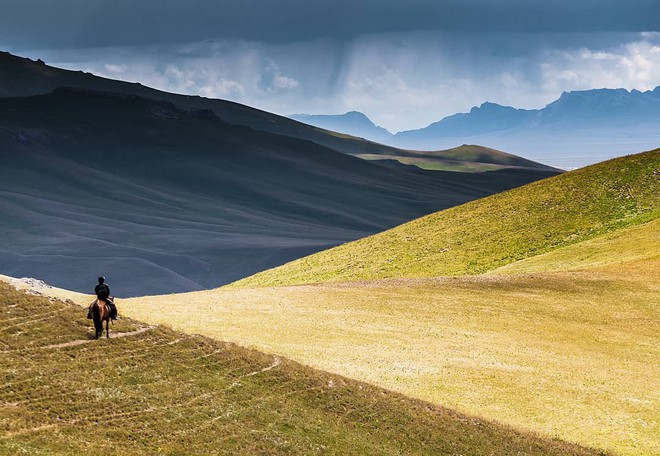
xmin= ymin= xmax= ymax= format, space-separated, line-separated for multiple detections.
xmin=93 ymin=276 xmax=117 ymax=320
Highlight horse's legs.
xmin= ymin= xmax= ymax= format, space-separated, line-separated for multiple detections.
xmin=106 ymin=318 xmax=110 ymax=338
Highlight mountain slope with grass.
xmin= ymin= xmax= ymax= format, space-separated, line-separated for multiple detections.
xmin=491 ymin=217 xmax=660 ymax=274
xmin=230 ymin=149 xmax=659 ymax=288
xmin=355 ymin=144 xmax=560 ymax=172
xmin=0 ymin=281 xmax=598 ymax=455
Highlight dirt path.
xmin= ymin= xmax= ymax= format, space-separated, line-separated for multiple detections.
xmin=228 ymin=356 xmax=281 ymax=389
xmin=41 ymin=326 xmax=155 ymax=349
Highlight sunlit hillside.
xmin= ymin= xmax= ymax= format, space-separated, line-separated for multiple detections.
xmin=229 ymin=149 xmax=659 ymax=288
xmin=0 ymin=282 xmax=597 ymax=455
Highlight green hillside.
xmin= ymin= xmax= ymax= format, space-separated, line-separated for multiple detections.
xmin=355 ymin=144 xmax=560 ymax=172
xmin=230 ymin=149 xmax=659 ymax=288
xmin=0 ymin=282 xmax=596 ymax=455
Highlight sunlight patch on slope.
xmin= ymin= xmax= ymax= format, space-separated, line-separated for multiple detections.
xmin=490 ymin=218 xmax=660 ymax=274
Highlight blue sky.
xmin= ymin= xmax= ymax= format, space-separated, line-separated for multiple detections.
xmin=2 ymin=1 xmax=659 ymax=131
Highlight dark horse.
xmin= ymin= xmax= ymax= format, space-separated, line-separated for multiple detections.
xmin=91 ymin=298 xmax=111 ymax=339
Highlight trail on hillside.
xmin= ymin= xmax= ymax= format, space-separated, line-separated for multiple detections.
xmin=40 ymin=325 xmax=155 ymax=349
xmin=228 ymin=356 xmax=281 ymax=390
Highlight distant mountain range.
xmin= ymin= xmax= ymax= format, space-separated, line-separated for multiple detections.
xmin=290 ymin=111 xmax=393 ymax=144
xmin=0 ymin=52 xmax=557 ymax=295
xmin=291 ymin=87 xmax=660 ymax=168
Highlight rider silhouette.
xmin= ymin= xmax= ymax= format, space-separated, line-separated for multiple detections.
xmin=94 ymin=276 xmax=117 ymax=320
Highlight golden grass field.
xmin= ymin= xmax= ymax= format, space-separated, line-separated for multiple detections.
xmin=0 ymin=282 xmax=600 ymax=455
xmin=492 ymin=218 xmax=660 ymax=274
xmin=116 ymin=257 xmax=658 ymax=455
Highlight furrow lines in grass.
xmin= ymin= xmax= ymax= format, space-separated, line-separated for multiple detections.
xmin=1 ymin=423 xmax=62 ymax=439
xmin=0 ymin=308 xmax=69 ymax=332
xmin=227 ymin=357 xmax=281 ymax=389
xmin=0 ymin=307 xmax=66 ymax=324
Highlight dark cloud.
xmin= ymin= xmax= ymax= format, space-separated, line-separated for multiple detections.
xmin=2 ymin=0 xmax=659 ymax=50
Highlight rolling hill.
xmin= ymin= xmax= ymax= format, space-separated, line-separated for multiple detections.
xmin=0 ymin=281 xmax=598 ymax=455
xmin=355 ymin=144 xmax=560 ymax=172
xmin=0 ymin=51 xmax=402 ymax=157
xmin=117 ymin=257 xmax=659 ymax=455
xmin=286 ymin=109 xmax=559 ymax=172
xmin=230 ymin=149 xmax=659 ymax=288
xmin=11 ymin=215 xmax=658 ymax=454
xmin=0 ymin=88 xmax=557 ymax=296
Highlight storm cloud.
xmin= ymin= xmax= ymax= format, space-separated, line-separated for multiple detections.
xmin=2 ymin=1 xmax=659 ymax=131
xmin=2 ymin=0 xmax=659 ymax=49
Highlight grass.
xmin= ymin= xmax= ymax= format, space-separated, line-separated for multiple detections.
xmin=354 ymin=144 xmax=559 ymax=173
xmin=491 ymin=217 xmax=660 ymax=274
xmin=0 ymin=281 xmax=599 ymax=455
xmin=397 ymin=144 xmax=556 ymax=169
xmin=3 ymin=150 xmax=657 ymax=454
xmin=354 ymin=153 xmax=509 ymax=172
xmin=120 ymin=262 xmax=658 ymax=455
xmin=229 ymin=149 xmax=659 ymax=288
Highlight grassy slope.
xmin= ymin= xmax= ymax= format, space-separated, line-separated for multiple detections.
xmin=0 ymin=283 xmax=597 ymax=455
xmin=355 ymin=153 xmax=509 ymax=172
xmin=230 ymin=149 xmax=659 ymax=288
xmin=492 ymin=217 xmax=660 ymax=274
xmin=120 ymin=260 xmax=658 ymax=455
xmin=355 ymin=144 xmax=560 ymax=173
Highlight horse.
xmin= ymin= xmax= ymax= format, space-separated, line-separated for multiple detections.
xmin=91 ymin=298 xmax=111 ymax=339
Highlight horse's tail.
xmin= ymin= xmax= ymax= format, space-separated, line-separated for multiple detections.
xmin=92 ymin=301 xmax=102 ymax=333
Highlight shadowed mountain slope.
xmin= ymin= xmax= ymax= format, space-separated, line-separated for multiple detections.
xmin=0 ymin=88 xmax=555 ymax=296
xmin=230 ymin=149 xmax=659 ymax=288
xmin=0 ymin=281 xmax=598 ymax=455
xmin=0 ymin=51 xmax=409 ymax=158
xmin=0 ymin=51 xmax=558 ymax=172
